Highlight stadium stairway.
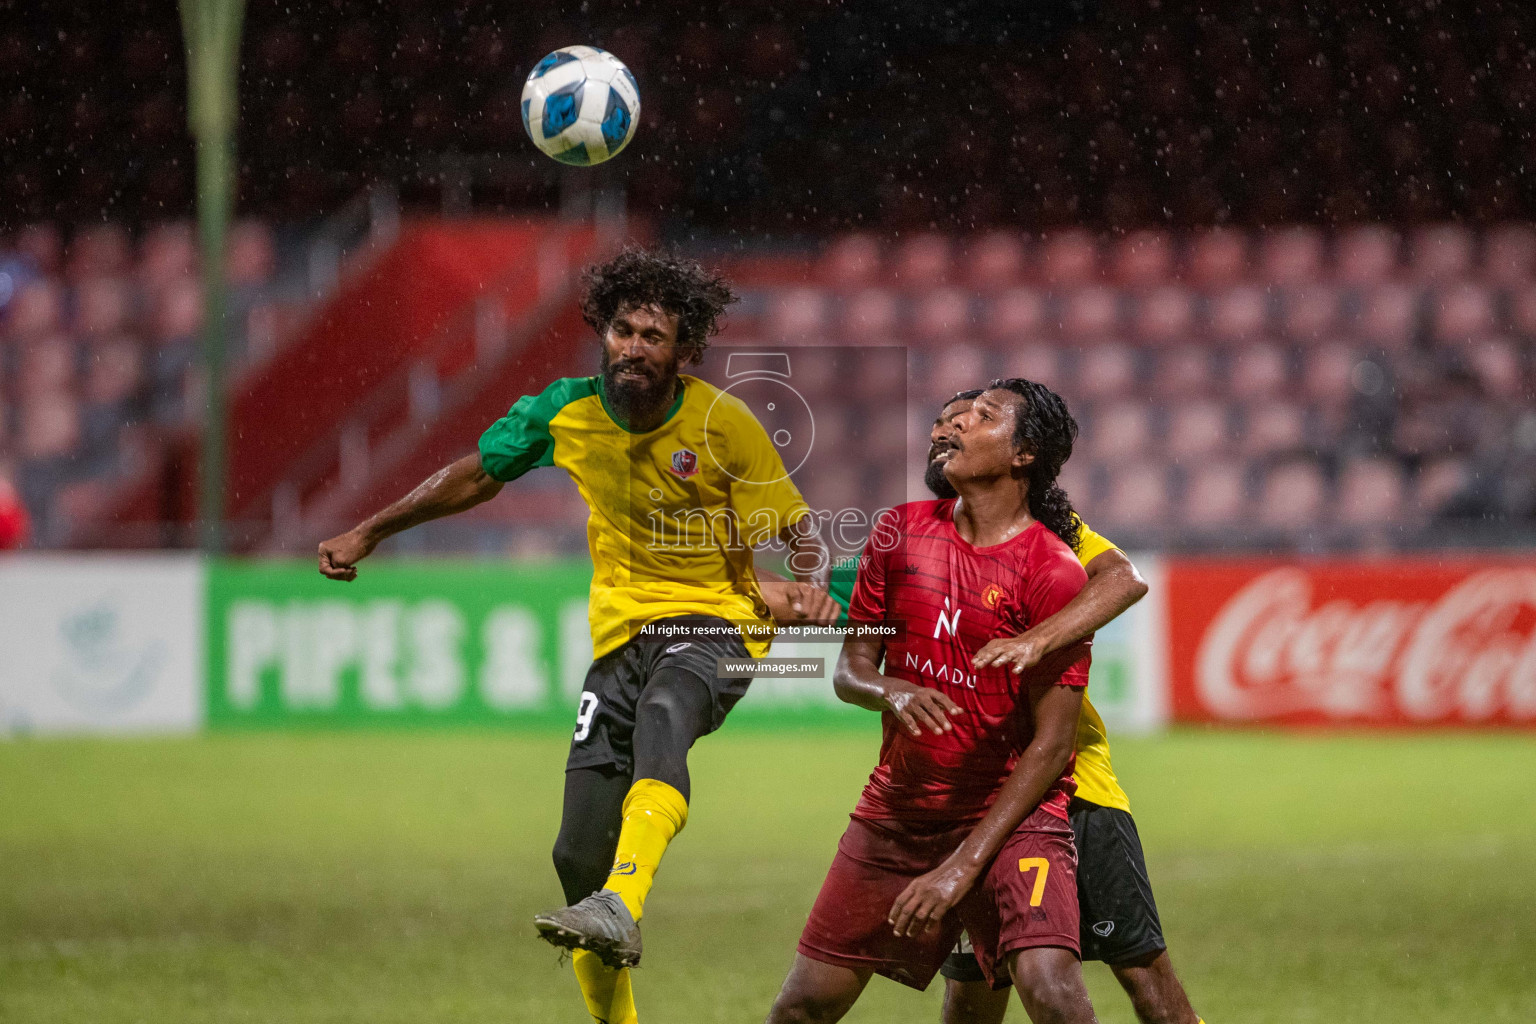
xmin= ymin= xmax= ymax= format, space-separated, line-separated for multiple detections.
xmin=83 ymin=218 xmax=617 ymax=550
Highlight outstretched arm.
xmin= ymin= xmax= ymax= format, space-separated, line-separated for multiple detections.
xmin=318 ymin=453 xmax=503 ymax=580
xmin=888 ymin=679 xmax=1082 ymax=937
xmin=973 ymin=547 xmax=1147 ymax=674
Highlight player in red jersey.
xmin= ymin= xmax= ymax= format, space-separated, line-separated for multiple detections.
xmin=765 ymin=379 xmax=1100 ymax=1024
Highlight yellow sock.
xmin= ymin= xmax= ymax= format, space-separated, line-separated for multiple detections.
xmin=571 ymin=949 xmax=638 ymax=1024
xmin=602 ymin=778 xmax=689 ymax=921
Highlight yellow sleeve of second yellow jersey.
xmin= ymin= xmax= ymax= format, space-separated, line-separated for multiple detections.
xmin=1074 ymin=517 xmax=1119 ymax=568
xmin=722 ymin=401 xmax=812 ymax=546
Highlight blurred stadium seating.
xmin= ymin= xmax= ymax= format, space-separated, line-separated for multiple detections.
xmin=716 ymin=224 xmax=1536 ymax=551
xmin=4 ymin=1 xmax=1536 ymax=551
xmin=0 ymin=220 xmax=278 ymax=545
xmin=4 ymin=220 xmax=1536 ymax=551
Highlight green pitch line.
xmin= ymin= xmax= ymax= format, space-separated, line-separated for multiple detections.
xmin=1 ymin=729 xmax=1534 ymax=1023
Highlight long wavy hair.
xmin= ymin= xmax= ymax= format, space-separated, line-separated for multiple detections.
xmin=987 ymin=377 xmax=1082 ymax=553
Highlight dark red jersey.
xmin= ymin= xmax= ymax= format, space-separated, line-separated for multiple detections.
xmin=846 ymin=500 xmax=1091 ymax=825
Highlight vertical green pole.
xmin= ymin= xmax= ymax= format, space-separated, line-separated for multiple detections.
xmin=180 ymin=0 xmax=244 ymax=552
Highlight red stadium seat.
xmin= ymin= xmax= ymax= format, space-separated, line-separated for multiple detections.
xmin=1508 ymin=285 xmax=1536 ymax=338
xmin=911 ymin=288 xmax=972 ymax=341
xmin=849 ymin=348 xmax=908 ymax=405
xmin=785 ymin=345 xmax=843 ymax=401
xmin=1228 ymin=343 xmax=1290 ymax=399
xmin=1336 ymin=226 xmax=1402 ymax=285
xmin=1429 ymin=282 xmax=1496 ymax=344
xmin=1058 ymin=286 xmax=1121 ymax=343
xmin=964 ymin=232 xmax=1027 ymax=289
xmin=66 ymin=223 xmax=131 ymax=281
xmin=822 ymin=234 xmax=882 ymax=289
xmin=891 ymin=234 xmax=952 ymax=288
xmin=767 ymin=288 xmax=829 ymax=340
xmin=1132 ymin=286 xmax=1195 ymax=346
xmin=1353 ymin=283 xmax=1418 ymax=350
xmin=1241 ymin=401 xmax=1308 ymax=457
xmin=5 ymin=279 xmax=63 ymax=340
xmin=14 ymin=224 xmax=62 ymax=273
xmin=1186 ymin=228 xmax=1250 ymax=287
xmin=1039 ymin=230 xmax=1100 ymax=287
xmin=83 ymin=335 xmax=145 ymax=406
xmin=1072 ymin=343 xmax=1138 ymax=402
xmin=227 ymin=220 xmax=276 ymax=287
xmin=1151 ymin=346 xmax=1213 ymax=399
xmin=1301 ymin=344 xmax=1359 ymax=408
xmin=925 ymin=343 xmax=992 ymax=405
xmin=1085 ymin=401 xmax=1152 ymax=464
xmin=1181 ymin=460 xmax=1250 ymax=527
xmin=860 ymin=403 xmax=908 ymax=463
xmin=1207 ymin=286 xmax=1270 ymax=343
xmin=1257 ymin=226 xmax=1324 ymax=286
xmin=1001 ymin=345 xmax=1063 ymax=391
xmin=1413 ymin=457 xmax=1471 ymax=516
xmin=1279 ymin=285 xmax=1340 ymax=344
xmin=16 ymin=336 xmax=75 ymax=395
xmin=1109 ymin=230 xmax=1175 ymax=287
xmin=1408 ymin=224 xmax=1474 ymax=283
xmin=1101 ymin=463 xmax=1170 ymax=529
xmin=138 ymin=221 xmax=196 ymax=291
xmin=151 ymin=279 xmax=203 ymax=343
xmin=1465 ymin=337 xmax=1525 ymax=400
xmin=1484 ymin=225 xmax=1536 ymax=286
xmin=982 ymin=287 xmax=1049 ymax=343
xmin=1256 ymin=458 xmax=1328 ymax=531
xmin=18 ymin=389 xmax=81 ymax=460
xmin=1335 ymin=457 xmax=1406 ymax=527
xmin=74 ymin=277 xmax=131 ymax=338
xmin=1055 ymin=458 xmax=1094 ymax=511
xmin=1164 ymin=400 xmax=1232 ymax=462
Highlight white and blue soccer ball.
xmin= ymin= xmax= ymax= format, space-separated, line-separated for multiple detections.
xmin=521 ymin=46 xmax=641 ymax=166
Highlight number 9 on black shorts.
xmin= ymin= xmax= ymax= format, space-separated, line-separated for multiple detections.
xmin=565 ymin=615 xmax=756 ymax=775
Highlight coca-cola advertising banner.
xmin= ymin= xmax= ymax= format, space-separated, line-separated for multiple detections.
xmin=1165 ymin=559 xmax=1536 ymax=726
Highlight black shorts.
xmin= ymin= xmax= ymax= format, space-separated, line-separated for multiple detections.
xmin=940 ymin=798 xmax=1167 ymax=986
xmin=565 ymin=615 xmax=755 ymax=774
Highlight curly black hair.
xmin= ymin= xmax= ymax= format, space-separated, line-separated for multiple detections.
xmin=987 ymin=377 xmax=1083 ymax=553
xmin=579 ymin=247 xmax=738 ymax=366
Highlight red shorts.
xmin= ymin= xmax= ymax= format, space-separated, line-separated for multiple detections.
xmin=796 ymin=806 xmax=1079 ymax=990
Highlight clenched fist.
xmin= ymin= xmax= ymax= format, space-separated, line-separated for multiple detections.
xmin=318 ymin=530 xmax=375 ymax=581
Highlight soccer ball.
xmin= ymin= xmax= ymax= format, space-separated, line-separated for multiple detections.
xmin=521 ymin=46 xmax=641 ymax=167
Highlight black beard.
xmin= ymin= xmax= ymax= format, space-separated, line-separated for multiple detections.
xmin=602 ymin=354 xmax=676 ymax=427
xmin=925 ymin=456 xmax=958 ymax=499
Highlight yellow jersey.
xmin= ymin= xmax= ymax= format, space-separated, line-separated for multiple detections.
xmin=479 ymin=374 xmax=812 ymax=659
xmin=1070 ymin=519 xmax=1132 ymax=812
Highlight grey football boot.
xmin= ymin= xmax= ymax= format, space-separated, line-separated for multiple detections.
xmin=534 ymin=888 xmax=643 ymax=968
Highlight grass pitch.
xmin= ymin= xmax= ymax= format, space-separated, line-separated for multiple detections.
xmin=2 ymin=728 xmax=1534 ymax=1023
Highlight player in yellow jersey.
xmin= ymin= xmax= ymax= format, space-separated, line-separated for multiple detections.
xmin=318 ymin=248 xmax=831 ymax=1024
xmin=924 ymin=390 xmax=1206 ymax=1024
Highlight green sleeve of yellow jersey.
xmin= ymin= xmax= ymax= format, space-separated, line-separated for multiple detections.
xmin=721 ymin=401 xmax=813 ymax=546
xmin=478 ymin=377 xmax=595 ymax=482
xmin=1074 ymin=516 xmax=1119 ymax=568
xmin=826 ymin=554 xmax=860 ymax=625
